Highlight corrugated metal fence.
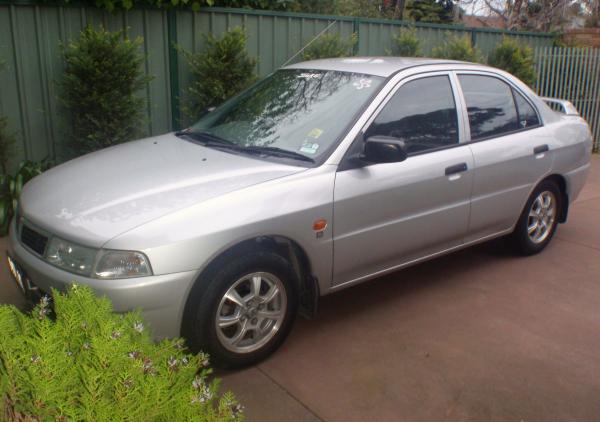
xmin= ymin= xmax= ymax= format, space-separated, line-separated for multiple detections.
xmin=534 ymin=47 xmax=600 ymax=147
xmin=1 ymin=2 xmax=593 ymax=170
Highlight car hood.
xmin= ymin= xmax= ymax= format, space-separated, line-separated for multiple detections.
xmin=20 ymin=133 xmax=306 ymax=247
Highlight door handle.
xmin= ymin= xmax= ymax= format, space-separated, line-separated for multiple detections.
xmin=445 ymin=163 xmax=468 ymax=176
xmin=533 ymin=144 xmax=549 ymax=155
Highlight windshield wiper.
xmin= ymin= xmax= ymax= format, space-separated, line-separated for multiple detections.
xmin=176 ymin=131 xmax=314 ymax=163
xmin=175 ymin=130 xmax=239 ymax=148
xmin=244 ymin=146 xmax=315 ymax=163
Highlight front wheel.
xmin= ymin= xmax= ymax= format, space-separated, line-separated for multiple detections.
xmin=183 ymin=251 xmax=298 ymax=368
xmin=511 ymin=180 xmax=561 ymax=255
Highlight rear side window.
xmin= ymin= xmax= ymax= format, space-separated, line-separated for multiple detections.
xmin=459 ymin=75 xmax=518 ymax=140
xmin=366 ymin=75 xmax=458 ymax=154
xmin=513 ymin=89 xmax=540 ymax=129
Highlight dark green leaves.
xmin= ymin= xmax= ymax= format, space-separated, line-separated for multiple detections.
xmin=59 ymin=26 xmax=153 ymax=156
xmin=488 ymin=37 xmax=536 ymax=87
xmin=178 ymin=27 xmax=257 ymax=124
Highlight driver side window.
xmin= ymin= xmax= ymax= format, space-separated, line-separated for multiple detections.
xmin=365 ymin=75 xmax=459 ymax=155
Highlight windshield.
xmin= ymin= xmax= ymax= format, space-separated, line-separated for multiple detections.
xmin=188 ymin=69 xmax=383 ymax=162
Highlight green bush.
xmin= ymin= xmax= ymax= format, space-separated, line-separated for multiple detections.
xmin=388 ymin=27 xmax=421 ymax=57
xmin=0 ymin=115 xmax=16 ymax=176
xmin=0 ymin=160 xmax=50 ymax=236
xmin=59 ymin=26 xmax=152 ymax=156
xmin=432 ymin=34 xmax=483 ymax=62
xmin=301 ymin=32 xmax=357 ymax=61
xmin=487 ymin=37 xmax=536 ymax=86
xmin=179 ymin=27 xmax=257 ymax=123
xmin=0 ymin=60 xmax=16 ymax=176
xmin=0 ymin=285 xmax=243 ymax=421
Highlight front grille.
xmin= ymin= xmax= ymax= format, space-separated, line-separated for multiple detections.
xmin=21 ymin=225 xmax=48 ymax=256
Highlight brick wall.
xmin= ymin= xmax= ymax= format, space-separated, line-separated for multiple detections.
xmin=564 ymin=28 xmax=600 ymax=48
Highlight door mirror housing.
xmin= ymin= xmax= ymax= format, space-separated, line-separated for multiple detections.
xmin=362 ymin=135 xmax=408 ymax=164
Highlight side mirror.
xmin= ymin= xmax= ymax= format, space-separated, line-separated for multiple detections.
xmin=362 ymin=135 xmax=408 ymax=164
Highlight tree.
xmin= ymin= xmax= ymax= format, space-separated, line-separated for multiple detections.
xmin=179 ymin=27 xmax=257 ymax=123
xmin=460 ymin=0 xmax=576 ymax=31
xmin=59 ymin=27 xmax=152 ymax=155
xmin=488 ymin=37 xmax=536 ymax=86
xmin=405 ymin=0 xmax=455 ymax=24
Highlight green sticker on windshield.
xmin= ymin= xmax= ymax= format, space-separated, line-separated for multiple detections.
xmin=300 ymin=140 xmax=320 ymax=155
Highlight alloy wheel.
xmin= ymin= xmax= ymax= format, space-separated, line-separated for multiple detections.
xmin=215 ymin=272 xmax=287 ymax=353
xmin=527 ymin=190 xmax=557 ymax=244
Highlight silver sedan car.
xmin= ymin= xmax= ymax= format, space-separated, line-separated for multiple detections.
xmin=7 ymin=58 xmax=592 ymax=367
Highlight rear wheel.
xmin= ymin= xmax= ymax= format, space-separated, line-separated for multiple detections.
xmin=183 ymin=251 xmax=298 ymax=368
xmin=511 ymin=180 xmax=561 ymax=255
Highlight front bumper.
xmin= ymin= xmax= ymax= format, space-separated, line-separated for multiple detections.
xmin=6 ymin=220 xmax=198 ymax=339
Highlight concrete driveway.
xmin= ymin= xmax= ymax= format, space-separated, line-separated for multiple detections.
xmin=2 ymin=156 xmax=600 ymax=421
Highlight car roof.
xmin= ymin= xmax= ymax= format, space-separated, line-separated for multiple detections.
xmin=284 ymin=56 xmax=470 ymax=77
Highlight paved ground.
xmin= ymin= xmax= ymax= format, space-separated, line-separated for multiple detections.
xmin=2 ymin=156 xmax=600 ymax=421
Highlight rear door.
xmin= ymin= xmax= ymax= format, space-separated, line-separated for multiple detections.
xmin=457 ymin=73 xmax=553 ymax=242
xmin=332 ymin=72 xmax=474 ymax=286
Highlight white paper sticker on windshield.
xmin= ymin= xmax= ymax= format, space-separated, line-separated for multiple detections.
xmin=300 ymin=140 xmax=320 ymax=155
xmin=353 ymin=79 xmax=372 ymax=90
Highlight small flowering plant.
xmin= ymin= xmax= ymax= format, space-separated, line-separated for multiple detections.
xmin=0 ymin=285 xmax=243 ymax=421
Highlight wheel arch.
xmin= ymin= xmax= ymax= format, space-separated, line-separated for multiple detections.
xmin=543 ymin=173 xmax=569 ymax=223
xmin=181 ymin=235 xmax=319 ymax=335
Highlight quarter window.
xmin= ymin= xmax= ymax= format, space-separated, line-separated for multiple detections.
xmin=459 ymin=75 xmax=519 ymax=140
xmin=366 ymin=75 xmax=459 ymax=155
xmin=513 ymin=89 xmax=540 ymax=128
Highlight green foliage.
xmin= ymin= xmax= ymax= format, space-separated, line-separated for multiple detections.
xmin=0 ymin=115 xmax=16 ymax=176
xmin=405 ymin=0 xmax=454 ymax=23
xmin=0 ymin=160 xmax=51 ymax=236
xmin=0 ymin=61 xmax=16 ymax=176
xmin=432 ymin=34 xmax=483 ymax=62
xmin=335 ymin=0 xmax=400 ymax=19
xmin=487 ymin=37 xmax=536 ymax=86
xmin=59 ymin=26 xmax=152 ymax=156
xmin=179 ymin=27 xmax=257 ymax=123
xmin=0 ymin=285 xmax=243 ymax=421
xmin=388 ymin=27 xmax=421 ymax=57
xmin=301 ymin=32 xmax=357 ymax=61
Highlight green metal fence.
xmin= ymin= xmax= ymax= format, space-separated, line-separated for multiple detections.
xmin=534 ymin=47 xmax=600 ymax=150
xmin=0 ymin=2 xmax=577 ymax=169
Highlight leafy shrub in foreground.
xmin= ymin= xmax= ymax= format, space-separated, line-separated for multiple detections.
xmin=301 ymin=32 xmax=357 ymax=61
xmin=488 ymin=37 xmax=536 ymax=87
xmin=59 ymin=26 xmax=152 ymax=156
xmin=179 ymin=27 xmax=257 ymax=123
xmin=0 ymin=285 xmax=243 ymax=421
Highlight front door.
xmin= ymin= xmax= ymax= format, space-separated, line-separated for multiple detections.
xmin=332 ymin=73 xmax=474 ymax=287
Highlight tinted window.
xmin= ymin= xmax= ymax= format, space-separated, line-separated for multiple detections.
xmin=513 ymin=89 xmax=540 ymax=129
xmin=366 ymin=75 xmax=458 ymax=154
xmin=459 ymin=75 xmax=518 ymax=140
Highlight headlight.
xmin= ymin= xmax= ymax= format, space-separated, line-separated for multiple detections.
xmin=94 ymin=250 xmax=152 ymax=279
xmin=45 ymin=236 xmax=97 ymax=276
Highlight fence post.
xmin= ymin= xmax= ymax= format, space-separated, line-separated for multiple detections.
xmin=353 ymin=17 xmax=360 ymax=55
xmin=471 ymin=28 xmax=477 ymax=49
xmin=167 ymin=9 xmax=181 ymax=131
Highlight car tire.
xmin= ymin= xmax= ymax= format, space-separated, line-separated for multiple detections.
xmin=510 ymin=180 xmax=562 ymax=256
xmin=182 ymin=251 xmax=298 ymax=368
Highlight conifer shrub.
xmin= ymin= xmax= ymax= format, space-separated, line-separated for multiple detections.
xmin=0 ymin=285 xmax=243 ymax=422
xmin=179 ymin=27 xmax=257 ymax=123
xmin=301 ymin=32 xmax=357 ymax=61
xmin=432 ymin=33 xmax=483 ymax=63
xmin=487 ymin=37 xmax=536 ymax=87
xmin=59 ymin=26 xmax=152 ymax=156
xmin=388 ymin=27 xmax=421 ymax=57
